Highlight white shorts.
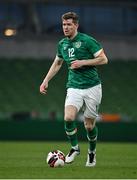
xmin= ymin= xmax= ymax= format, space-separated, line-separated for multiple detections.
xmin=65 ymin=84 xmax=102 ymax=119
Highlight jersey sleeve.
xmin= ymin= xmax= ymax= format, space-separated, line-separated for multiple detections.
xmin=56 ymin=41 xmax=63 ymax=59
xmin=87 ymin=37 xmax=103 ymax=57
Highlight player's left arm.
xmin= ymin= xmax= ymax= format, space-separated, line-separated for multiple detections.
xmin=70 ymin=49 xmax=108 ymax=69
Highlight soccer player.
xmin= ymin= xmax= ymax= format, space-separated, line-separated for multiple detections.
xmin=40 ymin=12 xmax=108 ymax=167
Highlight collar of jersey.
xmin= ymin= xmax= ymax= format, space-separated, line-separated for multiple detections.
xmin=67 ymin=32 xmax=80 ymax=42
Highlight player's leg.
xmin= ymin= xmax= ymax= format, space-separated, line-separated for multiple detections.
xmin=64 ymin=105 xmax=78 ymax=149
xmin=84 ymin=84 xmax=102 ymax=167
xmin=64 ymin=105 xmax=80 ymax=163
xmin=84 ymin=117 xmax=97 ymax=167
xmin=64 ymin=88 xmax=83 ymax=163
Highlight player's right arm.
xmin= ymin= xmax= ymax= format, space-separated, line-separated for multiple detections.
xmin=40 ymin=56 xmax=63 ymax=95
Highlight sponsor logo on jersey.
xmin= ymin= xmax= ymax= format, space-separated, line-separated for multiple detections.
xmin=63 ymin=44 xmax=69 ymax=50
xmin=64 ymin=46 xmax=67 ymax=50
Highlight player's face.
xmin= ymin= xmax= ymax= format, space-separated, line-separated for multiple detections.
xmin=62 ymin=19 xmax=78 ymax=39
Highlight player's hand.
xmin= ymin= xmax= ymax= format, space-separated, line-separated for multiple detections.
xmin=40 ymin=81 xmax=48 ymax=95
xmin=70 ymin=60 xmax=85 ymax=69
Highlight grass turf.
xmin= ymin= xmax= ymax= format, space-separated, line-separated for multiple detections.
xmin=0 ymin=141 xmax=137 ymax=179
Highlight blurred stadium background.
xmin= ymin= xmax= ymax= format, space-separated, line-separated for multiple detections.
xmin=0 ymin=0 xmax=137 ymax=141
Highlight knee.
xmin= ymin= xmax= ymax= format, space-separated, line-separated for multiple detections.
xmin=84 ymin=122 xmax=93 ymax=131
xmin=64 ymin=105 xmax=77 ymax=121
xmin=64 ymin=114 xmax=75 ymax=121
xmin=84 ymin=119 xmax=95 ymax=131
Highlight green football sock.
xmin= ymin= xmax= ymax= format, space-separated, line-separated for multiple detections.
xmin=64 ymin=121 xmax=78 ymax=147
xmin=86 ymin=126 xmax=98 ymax=152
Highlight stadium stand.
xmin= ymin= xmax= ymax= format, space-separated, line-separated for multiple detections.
xmin=0 ymin=59 xmax=137 ymax=122
xmin=0 ymin=59 xmax=66 ymax=119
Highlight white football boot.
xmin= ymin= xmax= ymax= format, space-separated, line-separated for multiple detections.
xmin=65 ymin=148 xmax=80 ymax=163
xmin=85 ymin=151 xmax=96 ymax=167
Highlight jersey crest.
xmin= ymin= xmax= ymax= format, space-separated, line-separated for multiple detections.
xmin=74 ymin=41 xmax=81 ymax=48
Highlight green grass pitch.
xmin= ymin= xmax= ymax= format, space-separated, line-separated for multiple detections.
xmin=0 ymin=141 xmax=137 ymax=179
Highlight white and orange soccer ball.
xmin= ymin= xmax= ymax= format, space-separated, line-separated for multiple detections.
xmin=46 ymin=150 xmax=65 ymax=167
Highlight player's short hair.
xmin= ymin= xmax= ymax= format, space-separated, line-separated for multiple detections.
xmin=62 ymin=12 xmax=79 ymax=24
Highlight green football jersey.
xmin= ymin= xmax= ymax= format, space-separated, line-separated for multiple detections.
xmin=57 ymin=32 xmax=102 ymax=89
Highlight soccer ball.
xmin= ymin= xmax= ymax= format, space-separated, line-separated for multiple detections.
xmin=46 ymin=150 xmax=65 ymax=167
